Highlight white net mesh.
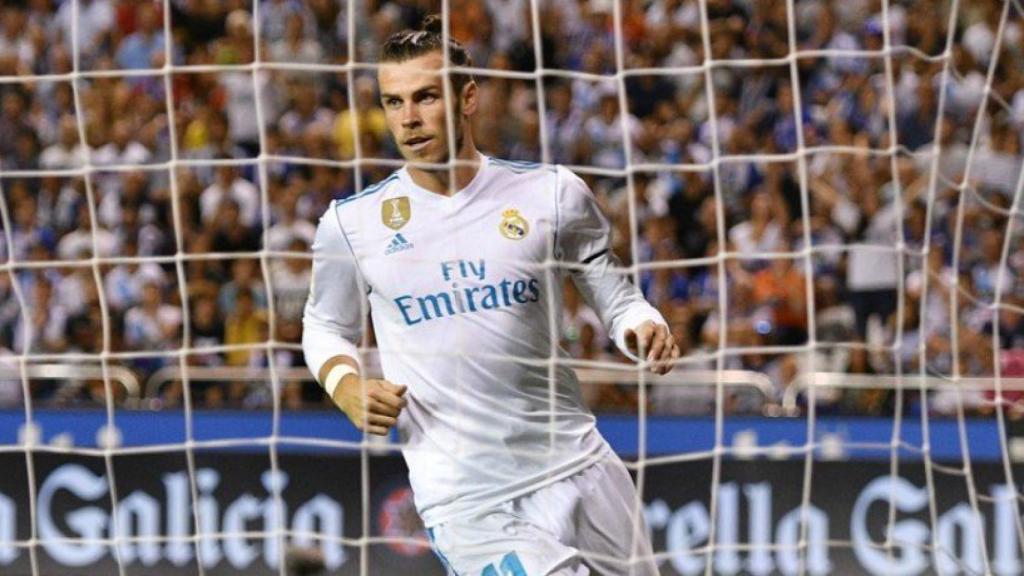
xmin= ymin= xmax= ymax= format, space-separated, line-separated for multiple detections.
xmin=0 ymin=0 xmax=1023 ymax=574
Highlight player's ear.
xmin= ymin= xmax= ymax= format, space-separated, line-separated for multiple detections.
xmin=460 ymin=80 xmax=478 ymax=117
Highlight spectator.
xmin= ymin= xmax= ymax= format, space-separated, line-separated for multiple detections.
xmin=115 ymin=3 xmax=164 ymax=70
xmin=544 ymin=80 xmax=584 ymax=165
xmin=64 ymin=282 xmax=103 ymax=354
xmin=217 ymin=10 xmax=267 ymax=153
xmin=40 ymin=115 xmax=89 ymax=169
xmin=123 ymin=278 xmax=181 ymax=353
xmin=279 ymin=82 xmax=334 ymax=148
xmin=190 ymin=295 xmax=225 ymax=367
xmin=10 ymin=192 xmax=56 ymax=262
xmin=971 ymin=228 xmax=1013 ymax=302
xmin=57 ymin=202 xmax=118 ymax=261
xmin=211 ymin=199 xmax=261 ymax=254
xmin=582 ymin=86 xmax=641 ymax=170
xmin=0 ymin=6 xmax=36 ymax=74
xmin=6 ymin=129 xmax=40 ymax=171
xmin=224 ymin=287 xmax=267 ymax=368
xmin=485 ymin=0 xmax=528 ymax=53
xmin=104 ymin=238 xmax=167 ymax=312
xmin=846 ymin=184 xmax=900 ymax=342
xmin=55 ymin=0 xmax=114 ymax=66
xmin=199 ymin=166 xmax=260 ymax=228
xmin=266 ymin=179 xmax=316 ymax=252
xmin=92 ymin=119 xmax=152 ymax=166
xmin=259 ymin=0 xmax=316 ymax=45
xmin=269 ymin=238 xmax=312 ymax=343
xmin=751 ymin=257 xmax=807 ymax=345
xmin=14 ymin=276 xmax=68 ymax=355
xmin=270 ymin=12 xmax=323 ymax=66
xmin=507 ymin=109 xmax=541 ymax=162
xmin=0 ymin=90 xmax=31 ymax=160
xmin=219 ymin=258 xmax=267 ymax=317
xmin=333 ymin=76 xmax=388 ymax=160
xmin=897 ymin=79 xmax=939 ymax=151
xmin=183 ymin=109 xmax=248 ymax=170
xmin=0 ymin=345 xmax=22 ymax=407
xmin=728 ymin=190 xmax=785 ymax=261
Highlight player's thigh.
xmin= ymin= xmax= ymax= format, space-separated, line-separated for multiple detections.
xmin=575 ymin=456 xmax=659 ymax=576
xmin=428 ymin=509 xmax=588 ymax=576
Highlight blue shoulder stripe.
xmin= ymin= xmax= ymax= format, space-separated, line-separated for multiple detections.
xmin=490 ymin=158 xmax=541 ymax=168
xmin=335 ymin=173 xmax=399 ymax=207
xmin=489 ymin=157 xmax=546 ymax=172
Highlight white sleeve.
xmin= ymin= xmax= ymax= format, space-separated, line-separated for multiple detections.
xmin=555 ymin=167 xmax=666 ymax=359
xmin=301 ymin=206 xmax=366 ymax=382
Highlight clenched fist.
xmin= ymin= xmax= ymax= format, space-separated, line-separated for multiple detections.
xmin=331 ymin=375 xmax=408 ymax=436
xmin=624 ymin=321 xmax=680 ymax=375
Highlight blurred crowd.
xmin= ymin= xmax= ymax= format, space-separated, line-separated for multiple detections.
xmin=0 ymin=0 xmax=1022 ymax=417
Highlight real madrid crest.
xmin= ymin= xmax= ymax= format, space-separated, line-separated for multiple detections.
xmin=382 ymin=196 xmax=411 ymax=230
xmin=499 ymin=208 xmax=529 ymax=240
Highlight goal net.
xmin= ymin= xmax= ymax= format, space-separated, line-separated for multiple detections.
xmin=0 ymin=0 xmax=1022 ymax=574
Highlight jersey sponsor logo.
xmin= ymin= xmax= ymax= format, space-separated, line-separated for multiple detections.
xmin=499 ymin=208 xmax=529 ymax=240
xmin=393 ymin=259 xmax=541 ymax=326
xmin=385 ymin=233 xmax=414 ymax=255
xmin=383 ymin=196 xmax=411 ymax=230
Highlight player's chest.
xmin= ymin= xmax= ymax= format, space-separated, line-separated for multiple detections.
xmin=354 ymin=196 xmax=554 ymax=296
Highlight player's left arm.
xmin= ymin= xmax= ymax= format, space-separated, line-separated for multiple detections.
xmin=623 ymin=320 xmax=678 ymax=375
xmin=555 ymin=167 xmax=680 ymax=374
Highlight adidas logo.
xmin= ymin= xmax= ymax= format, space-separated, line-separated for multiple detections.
xmin=384 ymin=233 xmax=414 ymax=255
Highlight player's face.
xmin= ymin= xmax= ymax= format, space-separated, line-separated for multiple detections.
xmin=378 ymin=52 xmax=471 ymax=164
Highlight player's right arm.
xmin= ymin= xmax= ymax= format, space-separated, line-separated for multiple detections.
xmin=302 ymin=207 xmax=406 ymax=435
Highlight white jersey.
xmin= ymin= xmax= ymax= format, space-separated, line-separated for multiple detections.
xmin=302 ymin=154 xmax=664 ymax=526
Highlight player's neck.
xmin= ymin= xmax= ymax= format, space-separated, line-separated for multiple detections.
xmin=406 ymin=140 xmax=481 ymax=197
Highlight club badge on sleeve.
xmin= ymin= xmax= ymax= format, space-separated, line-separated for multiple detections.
xmin=383 ymin=197 xmax=411 ymax=230
xmin=499 ymin=208 xmax=529 ymax=240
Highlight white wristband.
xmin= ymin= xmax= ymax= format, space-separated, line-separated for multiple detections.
xmin=324 ymin=364 xmax=358 ymax=399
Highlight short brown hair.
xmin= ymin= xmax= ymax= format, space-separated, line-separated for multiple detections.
xmin=380 ymin=14 xmax=475 ymax=95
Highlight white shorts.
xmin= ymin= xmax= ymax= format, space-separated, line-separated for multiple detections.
xmin=426 ymin=454 xmax=658 ymax=576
